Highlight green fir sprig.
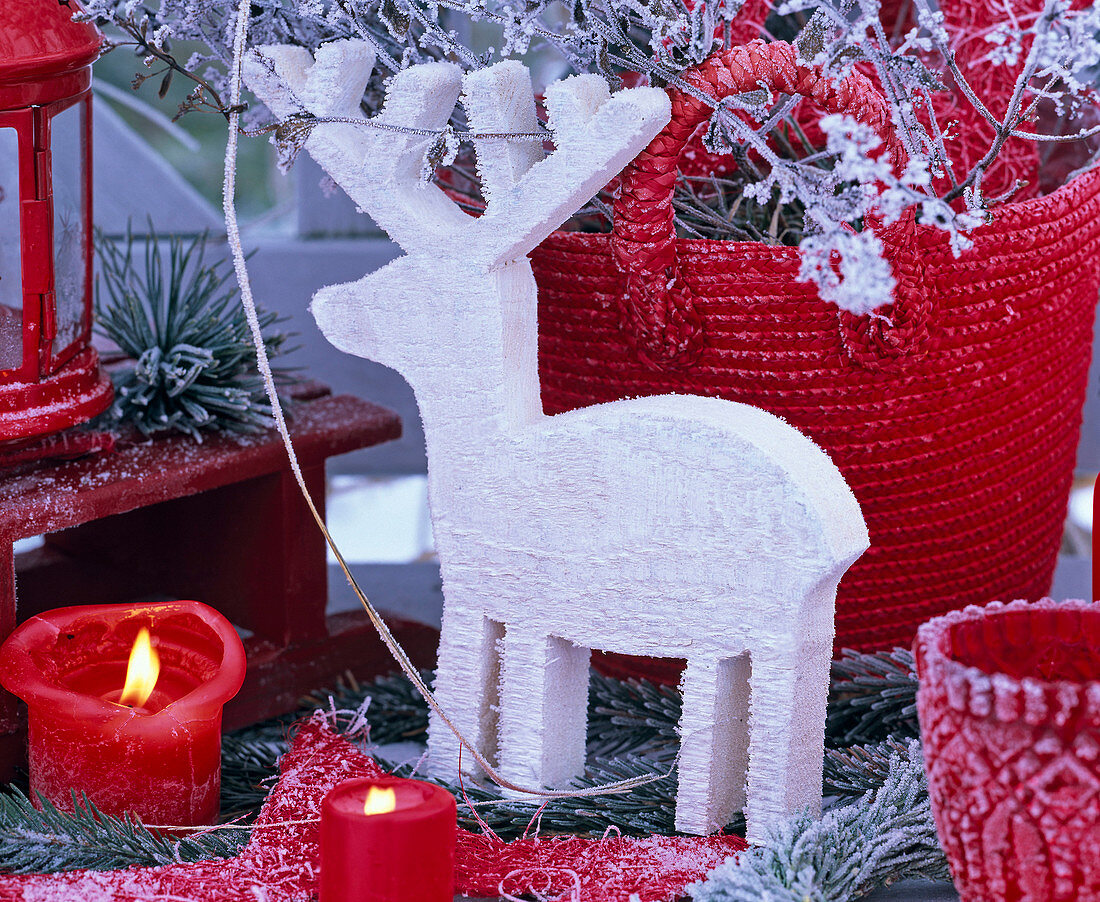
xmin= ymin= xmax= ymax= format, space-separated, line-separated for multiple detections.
xmin=95 ymin=224 xmax=294 ymax=441
xmin=827 ymin=648 xmax=920 ymax=747
xmin=587 ymin=674 xmax=681 ymax=760
xmin=219 ymin=669 xmax=687 ymax=829
xmin=824 ymin=739 xmax=915 ymax=799
xmin=223 ymin=655 xmax=924 ymax=827
xmin=690 ymin=741 xmax=950 ymax=902
xmin=383 ymin=753 xmax=705 ymax=838
xmin=2 ymin=655 xmax=946 ymax=894
xmin=219 ymin=734 xmax=287 ymax=820
xmin=0 ymin=789 xmax=244 ymax=875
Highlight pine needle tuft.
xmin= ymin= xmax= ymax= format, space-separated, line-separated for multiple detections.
xmin=824 ymin=739 xmax=915 ymax=798
xmin=95 ymin=223 xmax=294 ymax=441
xmin=691 ymin=741 xmax=950 ymax=901
xmin=0 ymin=788 xmax=244 ymax=875
xmin=827 ymin=648 xmax=920 ymax=747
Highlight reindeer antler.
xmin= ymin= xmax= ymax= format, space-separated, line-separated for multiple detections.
xmin=471 ymin=73 xmax=670 ymax=266
xmin=244 ymin=42 xmax=671 ymax=268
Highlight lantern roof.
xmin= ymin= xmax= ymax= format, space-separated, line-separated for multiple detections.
xmin=0 ymin=0 xmax=102 ymax=85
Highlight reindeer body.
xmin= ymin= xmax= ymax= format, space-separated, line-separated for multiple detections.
xmin=245 ymin=43 xmax=869 ymax=841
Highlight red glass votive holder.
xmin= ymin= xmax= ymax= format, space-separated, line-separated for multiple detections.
xmin=915 ymin=598 xmax=1100 ymax=902
xmin=0 ymin=600 xmax=246 ymax=826
xmin=321 ymin=776 xmax=457 ymax=902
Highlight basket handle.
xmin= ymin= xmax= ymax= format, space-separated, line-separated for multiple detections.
xmin=610 ymin=41 xmax=922 ymax=369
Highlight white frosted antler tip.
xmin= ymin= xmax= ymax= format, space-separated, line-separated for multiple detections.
xmin=462 ymin=59 xmax=535 ymax=101
xmin=598 ymin=85 xmax=672 ymax=133
xmin=462 ymin=60 xmax=543 ymax=202
xmin=305 ymin=40 xmax=377 ymax=118
xmin=544 ymin=74 xmax=611 ymax=143
xmin=380 ymin=61 xmax=465 ymax=127
xmin=245 ymin=44 xmax=316 ymax=120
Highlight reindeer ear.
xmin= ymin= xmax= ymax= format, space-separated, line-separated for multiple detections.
xmin=377 ymin=61 xmax=465 ymax=185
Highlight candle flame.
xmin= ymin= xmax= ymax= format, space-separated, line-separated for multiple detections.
xmin=119 ymin=627 xmax=160 ymax=708
xmin=363 ymin=785 xmax=397 ymax=816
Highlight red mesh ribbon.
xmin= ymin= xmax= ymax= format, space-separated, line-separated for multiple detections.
xmin=611 ymin=41 xmax=905 ymax=368
xmin=0 ymin=720 xmax=745 ymax=901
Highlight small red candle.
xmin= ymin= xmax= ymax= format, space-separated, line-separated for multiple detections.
xmin=0 ymin=600 xmax=245 ymax=826
xmin=321 ymin=776 xmax=457 ymax=902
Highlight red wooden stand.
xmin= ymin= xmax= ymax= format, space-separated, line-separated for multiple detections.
xmin=0 ymin=386 xmax=439 ymax=780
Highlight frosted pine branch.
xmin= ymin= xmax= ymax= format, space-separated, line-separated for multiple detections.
xmin=689 ymin=741 xmax=950 ymax=902
xmin=0 ymin=789 xmax=243 ymax=875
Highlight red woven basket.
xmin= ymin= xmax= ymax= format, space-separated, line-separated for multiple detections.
xmin=533 ymin=37 xmax=1100 ymax=673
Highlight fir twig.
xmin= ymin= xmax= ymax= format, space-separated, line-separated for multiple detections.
xmin=382 ymin=753 xmax=740 ymax=839
xmin=1 ymin=660 xmax=943 ymax=878
xmin=586 ymin=672 xmax=681 ymax=760
xmin=95 ymin=223 xmax=296 ymax=441
xmin=250 ymin=668 xmax=685 ymax=759
xmin=0 ymin=789 xmax=244 ymax=875
xmin=826 ymin=648 xmax=920 ymax=747
xmin=219 ymin=735 xmax=287 ymax=819
xmin=690 ymin=741 xmax=950 ymax=902
xmin=824 ymin=739 xmax=914 ymax=798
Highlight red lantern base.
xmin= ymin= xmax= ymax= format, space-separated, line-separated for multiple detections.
xmin=0 ymin=429 xmax=115 ymax=468
xmin=0 ymin=348 xmax=113 ymax=443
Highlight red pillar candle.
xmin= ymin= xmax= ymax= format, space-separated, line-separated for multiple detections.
xmin=0 ymin=600 xmax=246 ymax=826
xmin=321 ymin=776 xmax=457 ymax=902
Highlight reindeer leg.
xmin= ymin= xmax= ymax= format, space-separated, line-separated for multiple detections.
xmin=742 ymin=642 xmax=831 ymax=844
xmin=675 ymin=654 xmax=750 ymax=835
xmin=427 ymin=607 xmax=504 ymax=781
xmin=497 ymin=628 xmax=590 ymax=789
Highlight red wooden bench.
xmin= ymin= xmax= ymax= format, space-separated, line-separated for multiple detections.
xmin=0 ymin=385 xmax=438 ymax=779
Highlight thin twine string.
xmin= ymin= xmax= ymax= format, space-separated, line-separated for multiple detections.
xmin=206 ymin=0 xmax=675 ymax=833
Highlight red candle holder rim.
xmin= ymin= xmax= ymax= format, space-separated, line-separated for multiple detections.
xmin=0 ymin=600 xmax=246 ymax=721
xmin=914 ymin=598 xmax=1100 ymax=712
xmin=323 ymin=776 xmax=458 ymax=822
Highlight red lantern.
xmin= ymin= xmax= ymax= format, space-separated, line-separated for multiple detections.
xmin=0 ymin=0 xmax=112 ymax=444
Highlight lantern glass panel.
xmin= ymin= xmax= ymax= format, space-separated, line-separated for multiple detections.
xmin=0 ymin=128 xmax=21 ymax=372
xmin=51 ymin=101 xmax=87 ymax=359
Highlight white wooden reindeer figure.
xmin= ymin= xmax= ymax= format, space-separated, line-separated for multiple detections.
xmin=245 ymin=43 xmax=869 ymax=842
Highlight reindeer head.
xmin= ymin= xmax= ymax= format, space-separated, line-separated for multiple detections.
xmin=243 ymin=43 xmax=669 ymax=400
